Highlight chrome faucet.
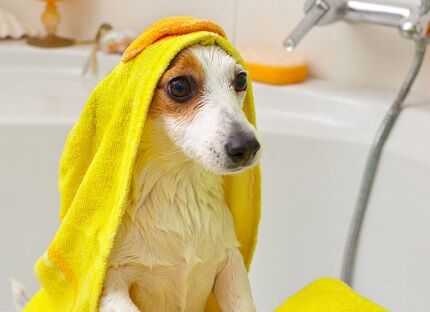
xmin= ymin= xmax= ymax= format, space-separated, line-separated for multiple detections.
xmin=285 ymin=0 xmax=430 ymax=51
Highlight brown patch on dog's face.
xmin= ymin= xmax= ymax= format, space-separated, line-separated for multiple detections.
xmin=148 ymin=49 xmax=205 ymax=123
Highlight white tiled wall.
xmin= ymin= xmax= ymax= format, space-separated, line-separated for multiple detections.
xmin=1 ymin=0 xmax=430 ymax=95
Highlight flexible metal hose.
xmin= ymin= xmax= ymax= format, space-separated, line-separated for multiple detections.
xmin=340 ymin=38 xmax=428 ymax=285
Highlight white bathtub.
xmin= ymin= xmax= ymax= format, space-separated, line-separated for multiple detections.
xmin=1 ymin=42 xmax=430 ymax=312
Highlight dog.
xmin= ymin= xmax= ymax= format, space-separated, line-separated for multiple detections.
xmin=13 ymin=44 xmax=260 ymax=312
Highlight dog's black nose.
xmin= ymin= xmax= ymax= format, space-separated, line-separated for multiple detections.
xmin=225 ymin=135 xmax=260 ymax=165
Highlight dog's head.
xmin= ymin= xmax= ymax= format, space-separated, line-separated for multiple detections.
xmin=148 ymin=45 xmax=260 ymax=174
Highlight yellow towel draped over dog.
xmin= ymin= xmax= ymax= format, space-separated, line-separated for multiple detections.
xmin=24 ymin=17 xmax=260 ymax=312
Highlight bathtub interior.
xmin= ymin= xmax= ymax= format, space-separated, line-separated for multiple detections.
xmin=0 ymin=42 xmax=118 ymax=123
xmin=1 ymin=43 xmax=430 ymax=312
xmin=250 ymin=83 xmax=430 ymax=311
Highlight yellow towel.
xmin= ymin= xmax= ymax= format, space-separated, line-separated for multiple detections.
xmin=24 ymin=17 xmax=260 ymax=312
xmin=276 ymin=278 xmax=388 ymax=312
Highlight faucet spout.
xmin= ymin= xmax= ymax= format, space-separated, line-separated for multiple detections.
xmin=284 ymin=0 xmax=330 ymax=51
xmin=284 ymin=0 xmax=430 ymax=51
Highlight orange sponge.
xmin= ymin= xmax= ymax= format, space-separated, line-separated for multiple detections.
xmin=240 ymin=47 xmax=308 ymax=85
xmin=122 ymin=16 xmax=227 ymax=62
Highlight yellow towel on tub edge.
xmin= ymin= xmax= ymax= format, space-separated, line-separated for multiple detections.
xmin=276 ymin=278 xmax=388 ymax=312
xmin=24 ymin=17 xmax=261 ymax=312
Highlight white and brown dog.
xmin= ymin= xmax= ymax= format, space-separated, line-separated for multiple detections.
xmin=13 ymin=45 xmax=260 ymax=312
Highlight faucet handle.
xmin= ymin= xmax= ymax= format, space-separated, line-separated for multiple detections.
xmin=284 ymin=0 xmax=330 ymax=51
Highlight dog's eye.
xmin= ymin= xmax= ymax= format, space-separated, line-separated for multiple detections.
xmin=167 ymin=76 xmax=194 ymax=103
xmin=234 ymin=72 xmax=247 ymax=92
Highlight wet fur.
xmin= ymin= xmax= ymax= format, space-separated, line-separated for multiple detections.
xmin=99 ymin=46 xmax=259 ymax=312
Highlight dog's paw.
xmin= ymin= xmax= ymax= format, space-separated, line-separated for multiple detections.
xmin=99 ymin=303 xmax=140 ymax=312
xmin=99 ymin=294 xmax=140 ymax=312
xmin=230 ymin=300 xmax=257 ymax=312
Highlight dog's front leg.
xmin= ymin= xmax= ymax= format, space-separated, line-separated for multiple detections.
xmin=214 ymin=249 xmax=256 ymax=312
xmin=99 ymin=266 xmax=140 ymax=312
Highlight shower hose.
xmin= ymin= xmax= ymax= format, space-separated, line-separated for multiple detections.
xmin=340 ymin=38 xmax=428 ymax=286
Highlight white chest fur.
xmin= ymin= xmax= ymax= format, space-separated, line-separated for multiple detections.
xmin=109 ymin=149 xmax=239 ymax=311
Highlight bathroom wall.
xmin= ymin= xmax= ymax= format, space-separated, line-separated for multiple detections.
xmin=1 ymin=0 xmax=429 ymax=95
